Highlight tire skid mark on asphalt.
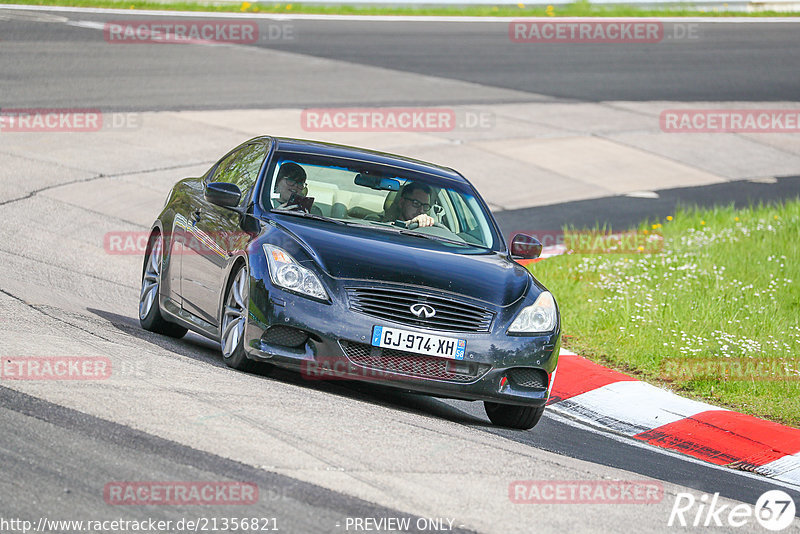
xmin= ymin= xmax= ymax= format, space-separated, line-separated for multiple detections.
xmin=0 ymin=248 xmax=137 ymax=290
xmin=0 ymin=160 xmax=212 ymax=208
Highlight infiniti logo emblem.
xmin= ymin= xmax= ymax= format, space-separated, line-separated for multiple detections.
xmin=410 ymin=303 xmax=436 ymax=318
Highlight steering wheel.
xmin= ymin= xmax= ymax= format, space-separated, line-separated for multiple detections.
xmin=407 ymin=221 xmax=449 ymax=231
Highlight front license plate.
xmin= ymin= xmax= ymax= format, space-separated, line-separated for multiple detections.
xmin=371 ymin=326 xmax=466 ymax=360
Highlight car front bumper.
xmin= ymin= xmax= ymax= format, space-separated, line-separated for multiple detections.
xmin=243 ymin=272 xmax=560 ymax=407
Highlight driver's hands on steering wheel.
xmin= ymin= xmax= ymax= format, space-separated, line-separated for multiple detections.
xmin=408 ymin=214 xmax=435 ymax=228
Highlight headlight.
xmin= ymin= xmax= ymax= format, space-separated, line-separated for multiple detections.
xmin=508 ymin=291 xmax=557 ymax=333
xmin=263 ymin=244 xmax=329 ymax=301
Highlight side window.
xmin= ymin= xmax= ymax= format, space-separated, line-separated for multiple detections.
xmin=211 ymin=143 xmax=267 ymax=203
xmin=449 ymin=192 xmax=478 ymax=231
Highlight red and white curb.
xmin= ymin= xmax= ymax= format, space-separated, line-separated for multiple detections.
xmin=548 ymin=350 xmax=800 ymax=486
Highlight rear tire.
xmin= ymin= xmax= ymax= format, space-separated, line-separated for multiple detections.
xmin=139 ymin=232 xmax=188 ymax=338
xmin=484 ymin=402 xmax=545 ymax=430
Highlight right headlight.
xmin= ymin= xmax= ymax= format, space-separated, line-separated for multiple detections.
xmin=508 ymin=291 xmax=557 ymax=334
xmin=263 ymin=244 xmax=329 ymax=301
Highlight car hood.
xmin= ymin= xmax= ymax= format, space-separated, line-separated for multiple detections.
xmin=273 ymin=218 xmax=530 ymax=307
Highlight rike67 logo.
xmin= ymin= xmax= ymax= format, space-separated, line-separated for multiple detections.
xmin=669 ymin=490 xmax=796 ymax=531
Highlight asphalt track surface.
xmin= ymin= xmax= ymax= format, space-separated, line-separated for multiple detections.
xmin=1 ymin=7 xmax=800 ymax=533
xmin=2 ymin=11 xmax=800 ymax=109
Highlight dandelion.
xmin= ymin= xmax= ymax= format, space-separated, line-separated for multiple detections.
xmin=700 ymin=220 xmax=706 ymax=225
xmin=241 ymin=1 xmax=251 ymax=9
xmin=666 ymin=215 xmax=673 ymax=221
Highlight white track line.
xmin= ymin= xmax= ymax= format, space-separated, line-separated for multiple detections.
xmin=2 ymin=4 xmax=800 ymax=22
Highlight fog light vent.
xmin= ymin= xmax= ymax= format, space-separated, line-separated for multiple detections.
xmin=261 ymin=326 xmax=308 ymax=348
xmin=507 ymin=368 xmax=548 ymax=390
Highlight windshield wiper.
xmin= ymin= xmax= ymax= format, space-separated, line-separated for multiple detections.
xmin=271 ymin=209 xmax=345 ymax=225
xmin=398 ymin=229 xmax=492 ymax=250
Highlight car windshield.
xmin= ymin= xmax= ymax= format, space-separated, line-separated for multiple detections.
xmin=261 ymin=151 xmax=501 ymax=251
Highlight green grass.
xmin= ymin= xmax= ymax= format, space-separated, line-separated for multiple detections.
xmin=6 ymin=0 xmax=800 ymax=17
xmin=529 ymin=199 xmax=800 ymax=427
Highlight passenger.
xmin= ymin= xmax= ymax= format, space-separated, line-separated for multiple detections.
xmin=383 ymin=182 xmax=435 ymax=228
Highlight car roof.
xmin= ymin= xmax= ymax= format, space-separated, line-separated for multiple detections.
xmin=258 ymin=136 xmax=467 ymax=183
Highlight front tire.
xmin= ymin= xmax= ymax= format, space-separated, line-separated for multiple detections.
xmin=220 ymin=263 xmax=257 ymax=372
xmin=484 ymin=402 xmax=545 ymax=430
xmin=139 ymin=232 xmax=188 ymax=338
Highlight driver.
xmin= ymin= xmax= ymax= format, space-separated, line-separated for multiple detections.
xmin=384 ymin=182 xmax=435 ymax=228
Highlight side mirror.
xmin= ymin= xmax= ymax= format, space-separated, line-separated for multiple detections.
xmin=510 ymin=233 xmax=543 ymax=259
xmin=205 ymin=182 xmax=241 ymax=208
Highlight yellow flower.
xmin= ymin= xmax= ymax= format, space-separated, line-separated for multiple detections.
xmin=546 ymin=4 xmax=554 ymax=15
xmin=700 ymin=220 xmax=706 ymax=225
xmin=241 ymin=1 xmax=251 ymax=9
xmin=666 ymin=215 xmax=673 ymax=221
xmin=774 ymin=215 xmax=779 ymax=220
xmin=286 ymin=3 xmax=293 ymax=8
xmin=734 ymin=216 xmax=739 ymax=221
xmin=643 ymin=229 xmax=649 ymax=235
xmin=518 ymin=2 xmax=526 ymax=8
xmin=637 ymin=246 xmax=644 ymax=251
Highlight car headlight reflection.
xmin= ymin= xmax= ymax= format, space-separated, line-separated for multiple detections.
xmin=508 ymin=291 xmax=557 ymax=334
xmin=263 ymin=244 xmax=329 ymax=301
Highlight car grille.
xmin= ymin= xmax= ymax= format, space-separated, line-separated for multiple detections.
xmin=507 ymin=368 xmax=548 ymax=390
xmin=346 ymin=287 xmax=494 ymax=333
xmin=341 ymin=341 xmax=490 ymax=383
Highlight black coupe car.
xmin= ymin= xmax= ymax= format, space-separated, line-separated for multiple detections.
xmin=139 ymin=136 xmax=560 ymax=429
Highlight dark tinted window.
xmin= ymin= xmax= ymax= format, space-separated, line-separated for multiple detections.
xmin=212 ymin=143 xmax=267 ymax=203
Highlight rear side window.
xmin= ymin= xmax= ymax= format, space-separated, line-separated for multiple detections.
xmin=212 ymin=143 xmax=267 ymax=203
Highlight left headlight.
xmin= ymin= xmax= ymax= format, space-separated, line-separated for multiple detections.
xmin=263 ymin=244 xmax=329 ymax=301
xmin=508 ymin=291 xmax=557 ymax=334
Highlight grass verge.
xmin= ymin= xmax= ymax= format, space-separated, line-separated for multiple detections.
xmin=4 ymin=0 xmax=800 ymax=17
xmin=529 ymin=199 xmax=800 ymax=428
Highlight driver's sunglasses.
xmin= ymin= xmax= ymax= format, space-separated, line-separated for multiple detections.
xmin=403 ymin=197 xmax=431 ymax=211
xmin=284 ymin=177 xmax=306 ymax=187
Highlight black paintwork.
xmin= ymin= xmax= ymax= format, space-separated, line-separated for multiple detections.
xmin=147 ymin=136 xmax=560 ymax=407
